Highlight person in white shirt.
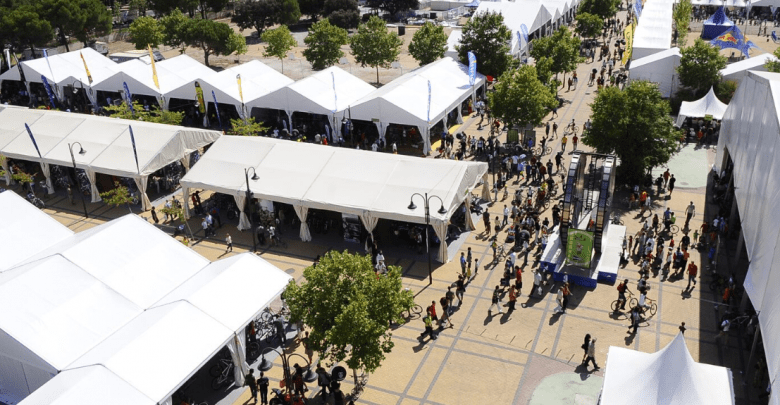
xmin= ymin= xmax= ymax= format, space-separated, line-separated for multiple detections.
xmin=371 ymin=142 xmax=378 ymax=152
xmin=225 ymin=233 xmax=233 ymax=252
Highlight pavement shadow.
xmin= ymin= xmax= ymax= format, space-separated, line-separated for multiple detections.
xmin=549 ymin=311 xmax=563 ymax=325
xmin=574 ymin=363 xmax=598 ymax=380
xmin=483 ymin=311 xmax=501 ymax=325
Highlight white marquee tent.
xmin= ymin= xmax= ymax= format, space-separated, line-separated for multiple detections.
xmin=632 ymin=0 xmax=674 ymax=60
xmin=716 ymin=71 xmax=780 ymax=405
xmin=721 ymin=53 xmax=778 ymax=84
xmin=348 ymin=57 xmax=485 ymax=154
xmin=675 ymin=87 xmax=729 ymax=126
xmin=17 ymin=366 xmax=156 ymax=405
xmin=157 ymin=55 xmax=220 ymax=103
xmin=445 ymin=29 xmax=462 ymax=60
xmin=198 ymin=60 xmax=294 ymax=120
xmin=629 ymin=47 xmax=681 ymax=97
xmin=0 ymin=107 xmax=221 ymax=210
xmin=600 ymin=333 xmax=735 ymax=404
xmin=473 ymin=1 xmax=551 ymax=55
xmin=180 ymin=135 xmax=489 ymax=262
xmin=0 ymin=192 xmax=73 ymax=271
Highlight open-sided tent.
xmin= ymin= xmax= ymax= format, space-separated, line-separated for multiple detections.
xmin=629 ymin=47 xmax=681 ymax=97
xmin=600 ymin=333 xmax=735 ymax=404
xmin=473 ymin=1 xmax=552 ymax=54
xmin=0 ymin=107 xmax=221 ymax=209
xmin=199 ymin=60 xmax=294 ymax=120
xmin=0 ymin=192 xmax=73 ymax=271
xmin=17 ymin=366 xmax=155 ymax=405
xmin=675 ymin=87 xmax=728 ymax=126
xmin=180 ymin=135 xmax=489 ymax=262
xmin=156 ymin=55 xmax=219 ymax=103
xmin=715 ymin=71 xmax=780 ymax=405
xmin=632 ymin=0 xmax=674 ymax=60
xmin=252 ymin=66 xmax=375 ymax=138
xmin=721 ymin=53 xmax=778 ymax=83
xmin=702 ymin=7 xmax=735 ymax=39
xmin=349 ymin=57 xmax=485 ymax=154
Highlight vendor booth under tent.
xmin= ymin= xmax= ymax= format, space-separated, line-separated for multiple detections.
xmin=251 ymin=66 xmax=375 ymax=139
xmin=629 ymin=47 xmax=681 ymax=97
xmin=715 ymin=70 xmax=780 ymax=405
xmin=198 ymin=60 xmax=294 ymax=121
xmin=17 ymin=366 xmax=155 ymax=405
xmin=720 ymin=53 xmax=777 ymax=83
xmin=675 ymin=87 xmax=728 ymax=126
xmin=631 ymin=0 xmax=674 ymax=60
xmin=0 ymin=192 xmax=73 ymax=271
xmin=348 ymin=57 xmax=486 ymax=154
xmin=0 ymin=107 xmax=221 ymax=210
xmin=702 ymin=7 xmax=735 ymax=40
xmin=155 ymin=55 xmax=219 ymax=106
xmin=600 ymin=333 xmax=735 ymax=404
xmin=179 ymin=135 xmax=489 ymax=262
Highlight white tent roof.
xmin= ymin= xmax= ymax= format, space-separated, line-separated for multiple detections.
xmin=10 ymin=48 xmax=119 ymax=92
xmin=254 ymin=66 xmax=375 ymax=117
xmin=0 ymin=192 xmax=73 ymax=271
xmin=721 ymin=53 xmax=778 ymax=83
xmin=93 ymin=55 xmax=214 ymax=101
xmin=349 ymin=57 xmax=485 ymax=130
xmin=632 ymin=0 xmax=674 ymax=60
xmin=676 ymin=87 xmax=728 ymax=126
xmin=0 ymin=255 xmax=142 ymax=372
xmin=69 ymin=302 xmax=233 ymax=403
xmin=715 ymin=71 xmax=780 ymax=405
xmin=199 ymin=60 xmax=294 ymax=114
xmin=473 ymin=1 xmax=552 ymax=54
xmin=601 ymin=333 xmax=734 ymax=405
xmin=446 ymin=29 xmax=462 ymax=58
xmin=0 ymin=107 xmax=220 ymax=178
xmin=629 ymin=47 xmax=681 ymax=97
xmin=17 ymin=366 xmax=155 ymax=405
xmin=692 ymin=0 xmax=746 ymax=5
xmin=157 ymin=55 xmax=218 ymax=102
xmin=156 ymin=253 xmax=292 ymax=332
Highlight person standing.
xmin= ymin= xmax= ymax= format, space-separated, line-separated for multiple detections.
xmin=274 ymin=315 xmax=287 ymax=345
xmin=483 ymin=211 xmax=491 ymax=236
xmin=663 ymin=169 xmax=670 ymax=188
xmin=456 ymin=274 xmax=465 ymax=305
xmin=302 ymin=331 xmax=314 ymax=364
xmin=489 ymin=285 xmax=503 ymax=314
xmin=552 ymin=122 xmax=558 ymax=138
xmin=316 ymin=363 xmax=331 ymax=398
xmin=561 ymin=282 xmax=571 ymax=313
xmin=561 ymin=135 xmax=568 ymax=152
xmin=532 ymin=269 xmax=543 ymax=296
xmin=67 ymin=184 xmax=75 ymax=205
xmin=668 ymin=174 xmax=676 ymax=195
xmin=508 ymin=285 xmax=517 ymax=311
xmin=679 ymin=322 xmax=686 ymax=335
xmin=245 ymin=369 xmax=258 ymax=403
xmin=460 ymin=252 xmax=467 ymax=275
xmin=467 ymin=247 xmax=473 ymax=272
xmin=628 ymin=305 xmax=641 ymax=334
xmin=503 ymin=205 xmax=509 ymax=226
xmin=584 ymin=338 xmax=600 ymax=370
xmin=225 ymin=233 xmax=233 ymax=253
xmin=572 ymin=134 xmax=579 ymax=150
xmin=685 ymin=201 xmax=696 ymax=228
xmin=150 ymin=206 xmax=159 ymax=223
xmin=258 ymin=371 xmax=269 ymax=405
xmin=428 ymin=301 xmax=438 ymax=325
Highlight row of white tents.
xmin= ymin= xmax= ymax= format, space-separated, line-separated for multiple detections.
xmin=0 ymin=191 xmax=293 ymax=405
xmin=0 ymin=50 xmax=485 ymax=153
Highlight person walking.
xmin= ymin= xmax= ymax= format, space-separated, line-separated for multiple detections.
xmin=439 ymin=296 xmax=453 ymax=328
xmin=628 ymin=305 xmax=641 ymax=334
xmin=428 ymin=301 xmax=438 ymax=325
xmin=258 ymin=371 xmax=269 ymax=405
xmin=663 ymin=169 xmax=670 ymax=188
xmin=246 ymin=369 xmax=258 ymax=403
xmin=572 ymin=134 xmax=579 ymax=150
xmin=552 ymin=122 xmax=558 ymax=138
xmin=508 ymin=285 xmax=517 ymax=311
xmin=150 ymin=206 xmax=159 ymax=224
xmin=561 ymin=282 xmax=571 ymax=314
xmin=420 ymin=312 xmax=437 ymax=341
xmin=685 ymin=201 xmax=696 ymax=228
xmin=302 ymin=331 xmax=314 ymax=363
xmin=546 ymin=122 xmax=551 ymax=138
xmin=225 ymin=233 xmax=233 ymax=253
xmin=686 ymin=261 xmax=698 ymax=290
xmin=483 ymin=211 xmax=491 ymax=236
xmin=489 ymin=285 xmax=503 ymax=314
xmin=581 ymin=334 xmax=592 ymax=364
xmin=584 ymin=338 xmax=600 ymax=370
xmin=274 ymin=315 xmax=287 ymax=345
xmin=532 ymin=269 xmax=543 ymax=296
xmin=561 ymin=135 xmax=568 ymax=152
xmin=456 ymin=274 xmax=465 ymax=306
xmin=316 ymin=363 xmax=331 ymax=399
xmin=503 ymin=205 xmax=509 ymax=227
xmin=668 ymin=174 xmax=676 ymax=195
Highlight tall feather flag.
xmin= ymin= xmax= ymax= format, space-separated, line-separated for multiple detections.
xmin=148 ymin=45 xmax=160 ymax=90
xmin=41 ymin=76 xmax=57 ymax=108
xmin=467 ymin=51 xmax=477 ymax=86
xmin=212 ymin=91 xmax=223 ymax=129
xmin=80 ymin=52 xmax=93 ymax=85
xmin=123 ymin=82 xmax=135 ymax=115
xmin=128 ymin=125 xmax=140 ymax=175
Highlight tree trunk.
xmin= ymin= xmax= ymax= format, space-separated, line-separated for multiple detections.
xmin=59 ymin=28 xmax=70 ymax=52
xmin=281 ymin=58 xmax=284 ymax=74
xmin=29 ymin=43 xmax=38 ymax=59
xmin=203 ymin=48 xmax=210 ymax=67
xmin=376 ymin=66 xmax=379 ymax=84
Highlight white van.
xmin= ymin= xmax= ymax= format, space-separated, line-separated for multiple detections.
xmin=108 ymin=49 xmax=165 ymax=63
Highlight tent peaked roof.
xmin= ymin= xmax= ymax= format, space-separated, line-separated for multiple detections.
xmin=601 ymin=333 xmax=735 ymax=405
xmin=676 ymin=87 xmax=728 ymax=126
xmin=705 ymin=7 xmax=734 ymax=26
xmin=200 ymin=60 xmax=294 ymax=113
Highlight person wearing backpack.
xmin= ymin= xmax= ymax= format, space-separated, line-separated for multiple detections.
xmin=316 ymin=363 xmax=331 ymax=399
xmin=616 ymin=279 xmax=630 ymax=310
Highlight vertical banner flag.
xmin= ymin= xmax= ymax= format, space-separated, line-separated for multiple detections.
xmin=123 ymin=82 xmax=135 ymax=115
xmin=194 ymin=81 xmax=206 ymax=114
xmin=41 ymin=76 xmax=57 ymax=108
xmin=331 ymin=71 xmax=337 ymax=113
xmin=427 ymin=80 xmax=432 ymax=124
xmin=25 ymin=124 xmax=43 ymax=159
xmin=128 ymin=125 xmax=140 ymax=174
xmin=42 ymin=49 xmax=59 ymax=98
xmin=467 ymin=51 xmax=477 ymax=86
xmin=520 ymin=24 xmax=529 ymax=44
xmin=80 ymin=52 xmax=93 ymax=85
xmin=212 ymin=91 xmax=223 ymax=129
xmin=148 ymin=45 xmax=160 ymax=90
xmin=236 ymin=74 xmax=244 ymax=103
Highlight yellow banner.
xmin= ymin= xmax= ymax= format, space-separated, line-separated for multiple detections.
xmin=236 ymin=74 xmax=243 ymax=103
xmin=80 ymin=52 xmax=93 ymax=85
xmin=148 ymin=45 xmax=160 ymax=90
xmin=622 ymin=22 xmax=636 ymax=65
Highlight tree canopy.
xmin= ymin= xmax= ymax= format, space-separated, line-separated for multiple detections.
xmin=160 ymin=8 xmax=189 ymax=49
xmin=1 ymin=5 xmax=53 ymax=57
xmin=408 ymin=21 xmax=447 ymax=66
xmin=677 ymin=38 xmax=727 ymax=96
xmin=261 ymin=25 xmax=297 ymax=73
xmin=276 ymin=0 xmax=302 ymax=25
xmin=103 ymin=100 xmax=185 ymax=125
xmin=183 ymin=18 xmax=247 ymax=66
xmin=457 ymin=11 xmax=514 ymax=78
xmin=529 ymin=26 xmax=582 ymax=85
xmin=673 ymin=0 xmax=693 ymax=45
xmin=489 ymin=65 xmax=557 ymax=129
xmin=129 ymin=16 xmax=164 ymax=49
xmin=303 ymin=18 xmax=349 ymax=70
xmin=285 ymin=250 xmax=414 ymax=376
xmin=575 ymin=12 xmax=603 ymax=39
xmin=323 ymin=0 xmax=360 ymax=30
xmin=228 ymin=117 xmax=270 ymax=136
xmin=38 ymin=0 xmax=112 ymax=51
xmin=350 ymin=15 xmax=403 ymax=83
xmin=366 ymin=0 xmax=419 ymax=19
xmin=767 ymin=47 xmax=780 ymax=73
xmin=583 ymin=80 xmax=680 ymax=184
xmin=100 ymin=181 xmax=135 ymax=214
xmin=232 ymin=0 xmax=280 ymax=35
xmin=578 ymin=0 xmax=620 ymax=20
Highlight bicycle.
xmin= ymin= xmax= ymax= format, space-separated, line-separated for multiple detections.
xmin=610 ymin=214 xmax=624 ymax=225
xmin=668 ymin=224 xmax=680 ymax=235
xmin=402 ymin=303 xmax=423 ymax=319
xmin=610 ymin=290 xmax=633 ymax=313
xmin=493 ymin=243 xmax=506 ymax=265
xmin=629 ymin=297 xmax=657 ymax=317
xmin=564 ymin=123 xmax=579 ymax=135
xmin=534 ymin=146 xmax=552 ymax=157
xmin=346 ymin=371 xmax=369 ymax=401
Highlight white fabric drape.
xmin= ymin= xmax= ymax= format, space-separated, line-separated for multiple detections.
xmin=85 ymin=169 xmax=101 ymax=203
xmin=360 ymin=211 xmax=379 ymax=237
xmin=421 ymin=126 xmax=431 ymax=155
xmin=457 ymin=105 xmax=464 ymax=124
xmin=481 ymin=173 xmax=491 ymax=201
xmin=286 ymin=111 xmax=293 ymax=132
xmin=161 ymin=397 xmax=173 ymax=405
xmin=134 ymin=176 xmax=152 ymax=211
xmin=1 ymin=155 xmax=11 ymax=185
xmin=294 ymin=205 xmax=311 ymax=242
xmin=182 ymin=186 xmax=191 ymax=219
xmin=373 ymin=121 xmax=383 ymax=141
xmin=235 ymin=330 xmax=250 ymax=382
xmin=180 ymin=155 xmax=190 ymax=173
xmin=234 ymin=194 xmax=251 ymax=231
xmin=228 ymin=332 xmax=250 ymax=387
xmin=432 ymin=219 xmax=449 ymax=263
xmin=463 ymin=196 xmax=475 ymax=231
xmin=39 ymin=162 xmax=54 ymax=194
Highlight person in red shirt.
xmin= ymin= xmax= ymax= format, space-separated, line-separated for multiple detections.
xmin=572 ymin=134 xmax=579 ymax=150
xmin=686 ymin=262 xmax=698 ymax=290
xmin=428 ymin=301 xmax=438 ymax=325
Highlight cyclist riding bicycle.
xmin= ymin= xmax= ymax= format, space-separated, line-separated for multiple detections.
xmin=616 ymin=279 xmax=631 ymax=310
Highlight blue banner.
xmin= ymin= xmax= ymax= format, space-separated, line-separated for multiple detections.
xmin=520 ymin=24 xmax=529 ymax=44
xmin=41 ymin=75 xmax=57 ymax=109
xmin=25 ymin=123 xmax=42 ymax=159
xmin=427 ymin=80 xmax=432 ymax=124
xmin=123 ymin=82 xmax=134 ymax=115
xmin=212 ymin=91 xmax=223 ymax=129
xmin=467 ymin=51 xmax=477 ymax=86
xmin=128 ymin=125 xmax=140 ymax=174
xmin=634 ymin=0 xmax=642 ymax=17
xmin=710 ymin=25 xmax=758 ymax=58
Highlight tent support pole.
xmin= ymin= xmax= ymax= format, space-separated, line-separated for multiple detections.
xmin=745 ymin=325 xmax=761 ymax=384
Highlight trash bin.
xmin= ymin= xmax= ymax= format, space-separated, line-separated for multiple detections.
xmin=398 ymin=24 xmax=406 ymax=35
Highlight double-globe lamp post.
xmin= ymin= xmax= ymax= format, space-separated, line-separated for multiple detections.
xmin=407 ymin=193 xmax=447 ymax=285
xmin=68 ymin=142 xmax=89 ymax=219
xmin=258 ymin=347 xmax=317 ymax=396
xmin=244 ymin=167 xmax=259 ymax=252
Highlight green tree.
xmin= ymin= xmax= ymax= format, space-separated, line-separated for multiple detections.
xmin=579 ymin=0 xmax=620 ymax=20
xmin=323 ymin=0 xmax=359 ymax=30
xmin=350 ymin=15 xmax=403 ymax=84
xmin=1 ymin=6 xmax=53 ymax=58
xmin=366 ymin=0 xmax=419 ymax=19
xmin=100 ymin=181 xmax=135 ymax=213
xmin=103 ymin=100 xmax=185 ymax=125
xmin=129 ymin=16 xmax=164 ymax=49
xmin=676 ymin=38 xmax=727 ymax=96
xmin=75 ymin=0 xmax=112 ymax=47
xmin=285 ymin=250 xmax=414 ymax=383
xmin=673 ymin=0 xmax=693 ymax=46
xmin=261 ymin=25 xmax=297 ymax=73
xmin=575 ymin=12 xmax=603 ymax=39
xmin=303 ymin=18 xmax=349 ymax=70
xmin=276 ymin=0 xmax=301 ymax=25
xmin=129 ymin=0 xmax=148 ymax=16
xmin=766 ymin=47 xmax=780 ymax=73
xmin=227 ymin=117 xmax=270 ymax=136
xmin=298 ymin=0 xmax=324 ymax=19
xmin=38 ymin=0 xmax=111 ymax=51
xmin=457 ymin=10 xmax=514 ymax=78
xmin=232 ymin=0 xmax=280 ymax=35
xmin=530 ymin=26 xmax=582 ymax=89
xmin=408 ymin=21 xmax=447 ymax=65
xmin=160 ymin=8 xmax=189 ymax=50
xmin=583 ymin=81 xmax=680 ymax=184
xmin=489 ymin=65 xmax=557 ymax=130
xmin=183 ymin=18 xmax=248 ymax=67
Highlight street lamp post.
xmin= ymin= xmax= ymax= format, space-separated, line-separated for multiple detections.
xmin=68 ymin=142 xmax=89 ymax=219
xmin=245 ymin=167 xmax=259 ymax=252
xmin=258 ymin=347 xmax=317 ymax=396
xmin=408 ymin=193 xmax=447 ymax=285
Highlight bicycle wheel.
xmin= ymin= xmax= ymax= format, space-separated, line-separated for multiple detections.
xmin=649 ymin=303 xmax=657 ymax=316
xmin=545 ymin=146 xmax=552 ymax=155
xmin=670 ymin=225 xmax=679 ymax=234
xmin=611 ymin=300 xmax=620 ymax=312
xmin=209 ymin=364 xmax=222 ymax=377
xmin=411 ymin=304 xmax=423 ymax=316
xmin=629 ymin=297 xmax=638 ymax=308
